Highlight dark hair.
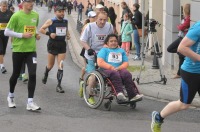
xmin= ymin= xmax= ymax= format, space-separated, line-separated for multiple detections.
xmin=133 ymin=3 xmax=140 ymax=10
xmin=83 ymin=19 xmax=90 ymax=26
xmin=104 ymin=34 xmax=118 ymax=44
xmin=121 ymin=2 xmax=127 ymax=6
xmin=108 ymin=7 xmax=117 ymax=26
xmin=99 ymin=1 xmax=104 ymax=6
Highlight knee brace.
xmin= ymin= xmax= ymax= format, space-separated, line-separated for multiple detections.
xmin=57 ymin=69 xmax=63 ymax=83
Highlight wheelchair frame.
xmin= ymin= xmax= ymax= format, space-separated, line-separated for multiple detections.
xmin=83 ymin=69 xmax=141 ymax=111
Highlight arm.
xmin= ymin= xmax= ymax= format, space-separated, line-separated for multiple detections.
xmin=39 ymin=19 xmax=57 ymax=39
xmin=4 ymin=28 xmax=23 ymax=38
xmin=66 ymin=30 xmax=70 ymax=40
xmin=177 ymin=16 xmax=190 ymax=31
xmin=81 ymin=41 xmax=90 ymax=50
xmin=126 ymin=23 xmax=133 ymax=35
xmin=97 ymin=58 xmax=115 ymax=70
xmin=118 ymin=62 xmax=128 ymax=70
xmin=178 ymin=37 xmax=200 ymax=62
xmin=80 ymin=24 xmax=91 ymax=50
xmin=39 ymin=19 xmax=52 ymax=35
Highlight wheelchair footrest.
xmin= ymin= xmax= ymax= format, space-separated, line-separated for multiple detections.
xmin=117 ymin=98 xmax=142 ymax=104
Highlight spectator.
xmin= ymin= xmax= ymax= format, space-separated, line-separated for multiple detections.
xmin=85 ymin=4 xmax=93 ymax=16
xmin=132 ymin=3 xmax=142 ymax=60
xmin=120 ymin=2 xmax=133 ymax=27
xmin=121 ymin=13 xmax=133 ymax=56
xmin=67 ymin=1 xmax=73 ymax=15
xmin=40 ymin=0 xmax=43 ymax=7
xmin=77 ymin=2 xmax=84 ymax=21
xmin=167 ymin=4 xmax=190 ymax=79
xmin=108 ymin=6 xmax=117 ymax=34
xmin=73 ymin=0 xmax=77 ymax=11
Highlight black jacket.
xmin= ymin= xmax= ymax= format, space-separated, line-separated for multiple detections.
xmin=132 ymin=10 xmax=142 ymax=29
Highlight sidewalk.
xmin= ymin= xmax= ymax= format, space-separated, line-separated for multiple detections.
xmin=66 ymin=10 xmax=200 ymax=107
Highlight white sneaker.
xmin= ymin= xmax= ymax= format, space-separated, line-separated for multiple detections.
xmin=7 ymin=97 xmax=16 ymax=108
xmin=133 ymin=55 xmax=141 ymax=60
xmin=130 ymin=94 xmax=143 ymax=102
xmin=26 ymin=102 xmax=41 ymax=111
xmin=117 ymin=92 xmax=127 ymax=101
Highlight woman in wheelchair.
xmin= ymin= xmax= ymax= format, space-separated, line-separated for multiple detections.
xmin=97 ymin=34 xmax=143 ymax=102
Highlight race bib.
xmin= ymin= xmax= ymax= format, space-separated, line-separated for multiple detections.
xmin=32 ymin=57 xmax=37 ymax=64
xmin=94 ymin=34 xmax=107 ymax=42
xmin=108 ymin=52 xmax=122 ymax=63
xmin=0 ymin=23 xmax=7 ymax=30
xmin=24 ymin=26 xmax=36 ymax=35
xmin=56 ymin=27 xmax=66 ymax=36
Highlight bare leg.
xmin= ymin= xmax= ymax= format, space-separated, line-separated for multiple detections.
xmin=160 ymin=100 xmax=190 ymax=118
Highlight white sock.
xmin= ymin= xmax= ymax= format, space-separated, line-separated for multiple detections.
xmin=0 ymin=64 xmax=4 ymax=69
xmin=8 ymin=92 xmax=14 ymax=98
xmin=28 ymin=98 xmax=33 ymax=104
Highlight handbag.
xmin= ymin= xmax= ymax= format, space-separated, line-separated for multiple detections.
xmin=136 ymin=26 xmax=147 ymax=37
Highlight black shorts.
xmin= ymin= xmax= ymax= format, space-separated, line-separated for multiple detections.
xmin=47 ymin=39 xmax=66 ymax=55
xmin=80 ymin=48 xmax=85 ymax=58
xmin=0 ymin=33 xmax=9 ymax=55
xmin=180 ymin=69 xmax=200 ymax=104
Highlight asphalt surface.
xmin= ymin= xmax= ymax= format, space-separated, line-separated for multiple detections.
xmin=0 ymin=5 xmax=200 ymax=132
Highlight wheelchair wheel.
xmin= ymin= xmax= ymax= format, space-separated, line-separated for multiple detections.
xmin=104 ymin=101 xmax=111 ymax=111
xmin=83 ymin=71 xmax=105 ymax=109
xmin=130 ymin=102 xmax=136 ymax=109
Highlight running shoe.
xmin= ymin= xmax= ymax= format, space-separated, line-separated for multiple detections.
xmin=130 ymin=94 xmax=143 ymax=102
xmin=18 ymin=74 xmax=22 ymax=80
xmin=22 ymin=74 xmax=28 ymax=82
xmin=1 ymin=66 xmax=7 ymax=74
xmin=117 ymin=92 xmax=127 ymax=101
xmin=7 ymin=96 xmax=16 ymax=108
xmin=56 ymin=85 xmax=65 ymax=93
xmin=27 ymin=102 xmax=41 ymax=111
xmin=151 ymin=111 xmax=163 ymax=132
xmin=42 ymin=74 xmax=48 ymax=84
xmin=88 ymin=97 xmax=95 ymax=105
xmin=79 ymin=81 xmax=84 ymax=98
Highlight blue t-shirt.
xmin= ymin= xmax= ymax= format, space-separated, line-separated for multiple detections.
xmin=97 ymin=47 xmax=128 ymax=68
xmin=181 ymin=21 xmax=200 ymax=73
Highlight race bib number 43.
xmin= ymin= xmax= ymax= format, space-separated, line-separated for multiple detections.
xmin=24 ymin=26 xmax=36 ymax=35
xmin=108 ymin=52 xmax=122 ymax=63
xmin=0 ymin=23 xmax=7 ymax=30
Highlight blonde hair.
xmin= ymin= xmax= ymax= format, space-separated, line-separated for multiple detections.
xmin=183 ymin=3 xmax=190 ymax=16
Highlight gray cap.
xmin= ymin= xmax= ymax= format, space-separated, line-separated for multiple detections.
xmin=54 ymin=6 xmax=65 ymax=12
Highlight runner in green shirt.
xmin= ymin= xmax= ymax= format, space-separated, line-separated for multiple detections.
xmin=4 ymin=0 xmax=41 ymax=111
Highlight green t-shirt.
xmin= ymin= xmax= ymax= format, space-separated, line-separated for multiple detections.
xmin=7 ymin=10 xmax=39 ymax=52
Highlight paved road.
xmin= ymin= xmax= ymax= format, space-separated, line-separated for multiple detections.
xmin=0 ymin=6 xmax=200 ymax=132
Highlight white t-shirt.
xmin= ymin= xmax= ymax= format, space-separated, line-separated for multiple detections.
xmin=80 ymin=22 xmax=113 ymax=60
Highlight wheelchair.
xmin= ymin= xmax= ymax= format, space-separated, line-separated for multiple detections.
xmin=82 ymin=69 xmax=142 ymax=111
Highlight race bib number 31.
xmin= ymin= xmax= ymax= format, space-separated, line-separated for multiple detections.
xmin=0 ymin=23 xmax=7 ymax=30
xmin=24 ymin=26 xmax=36 ymax=35
xmin=108 ymin=52 xmax=122 ymax=63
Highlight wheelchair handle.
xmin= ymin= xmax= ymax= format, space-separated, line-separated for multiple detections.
xmin=93 ymin=52 xmax=98 ymax=69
